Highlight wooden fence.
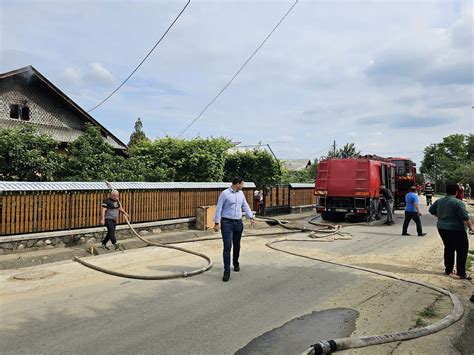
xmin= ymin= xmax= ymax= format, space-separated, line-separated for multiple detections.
xmin=0 ymin=182 xmax=315 ymax=236
xmin=262 ymin=183 xmax=316 ymax=214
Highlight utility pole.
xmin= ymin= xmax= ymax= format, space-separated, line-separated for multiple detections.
xmin=433 ymin=144 xmax=437 ymax=193
xmin=333 ymin=140 xmax=336 ymax=156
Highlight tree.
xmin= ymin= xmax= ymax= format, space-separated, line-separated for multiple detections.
xmin=61 ymin=123 xmax=116 ymax=181
xmin=128 ymin=117 xmax=148 ymax=148
xmin=326 ymin=143 xmax=360 ymax=158
xmin=420 ymin=134 xmax=473 ymax=188
xmin=0 ymin=126 xmax=60 ymax=181
xmin=224 ymin=149 xmax=282 ymax=188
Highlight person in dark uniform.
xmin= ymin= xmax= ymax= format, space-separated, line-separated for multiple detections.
xmin=380 ymin=184 xmax=394 ymax=225
xmin=100 ymin=190 xmax=129 ymax=250
xmin=424 ymin=182 xmax=434 ymax=206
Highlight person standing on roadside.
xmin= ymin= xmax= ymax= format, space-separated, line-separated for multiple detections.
xmin=424 ymin=182 xmax=434 ymax=206
xmin=380 ymin=184 xmax=394 ymax=225
xmin=465 ymin=184 xmax=471 ymax=203
xmin=100 ymin=190 xmax=129 ymax=250
xmin=455 ymin=183 xmax=464 ymax=200
xmin=214 ymin=177 xmax=255 ymax=282
xmin=429 ymin=183 xmax=473 ymax=280
xmin=402 ymin=186 xmax=426 ymax=236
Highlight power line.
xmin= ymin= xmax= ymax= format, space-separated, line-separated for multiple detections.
xmin=87 ymin=0 xmax=191 ymax=113
xmin=177 ymin=0 xmax=299 ymax=137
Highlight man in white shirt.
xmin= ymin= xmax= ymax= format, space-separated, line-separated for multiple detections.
xmin=214 ymin=177 xmax=255 ymax=282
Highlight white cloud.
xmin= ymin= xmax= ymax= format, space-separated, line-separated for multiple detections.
xmin=62 ymin=66 xmax=82 ymax=85
xmin=87 ymin=62 xmax=115 ymax=86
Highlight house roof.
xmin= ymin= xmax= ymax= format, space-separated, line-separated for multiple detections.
xmin=282 ymin=159 xmax=312 ymax=171
xmin=0 ymin=65 xmax=127 ymax=150
xmin=227 ymin=143 xmax=278 ymax=160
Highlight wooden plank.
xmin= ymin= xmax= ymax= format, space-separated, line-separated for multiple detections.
xmin=0 ymin=195 xmax=5 ymax=236
xmin=2 ymin=194 xmax=8 ymax=235
xmin=80 ymin=192 xmax=85 ymax=228
xmin=60 ymin=192 xmax=65 ymax=230
xmin=23 ymin=193 xmax=30 ymax=233
xmin=70 ymin=193 xmax=76 ymax=229
xmin=92 ymin=192 xmax=97 ymax=226
xmin=28 ymin=194 xmax=34 ymax=233
xmin=35 ymin=193 xmax=40 ymax=232
xmin=44 ymin=192 xmax=50 ymax=231
xmin=42 ymin=193 xmax=47 ymax=232
xmin=54 ymin=192 xmax=59 ymax=230
xmin=12 ymin=194 xmax=18 ymax=234
xmin=18 ymin=193 xmax=25 ymax=234
xmin=5 ymin=194 xmax=10 ymax=235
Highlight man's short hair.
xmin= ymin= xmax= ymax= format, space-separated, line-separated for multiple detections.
xmin=110 ymin=189 xmax=119 ymax=196
xmin=410 ymin=186 xmax=417 ymax=192
xmin=446 ymin=183 xmax=458 ymax=195
xmin=232 ymin=176 xmax=244 ymax=185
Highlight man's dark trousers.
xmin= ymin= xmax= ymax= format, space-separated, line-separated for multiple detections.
xmin=402 ymin=211 xmax=423 ymax=235
xmin=438 ymin=229 xmax=469 ymax=277
xmin=221 ymin=218 xmax=243 ymax=273
xmin=103 ymin=219 xmax=117 ymax=245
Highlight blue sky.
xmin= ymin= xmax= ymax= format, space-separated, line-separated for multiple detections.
xmin=1 ymin=0 xmax=472 ymax=165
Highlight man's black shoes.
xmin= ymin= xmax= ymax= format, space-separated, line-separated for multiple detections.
xmin=418 ymin=233 xmax=427 ymax=237
xmin=234 ymin=264 xmax=240 ymax=272
xmin=402 ymin=233 xmax=410 ymax=236
xmin=222 ymin=272 xmax=230 ymax=282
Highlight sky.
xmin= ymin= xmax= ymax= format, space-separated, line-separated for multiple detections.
xmin=1 ymin=0 xmax=473 ymax=166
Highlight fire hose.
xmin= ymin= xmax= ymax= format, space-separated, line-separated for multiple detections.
xmin=73 ymin=191 xmax=464 ymax=353
xmin=256 ymin=218 xmax=464 ymax=355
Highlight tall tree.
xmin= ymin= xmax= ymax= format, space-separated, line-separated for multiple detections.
xmin=0 ymin=126 xmax=59 ymax=181
xmin=128 ymin=117 xmax=148 ymax=148
xmin=420 ymin=134 xmax=473 ymax=187
xmin=326 ymin=143 xmax=360 ymax=158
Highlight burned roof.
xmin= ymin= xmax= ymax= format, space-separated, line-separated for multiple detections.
xmin=0 ymin=65 xmax=127 ymax=150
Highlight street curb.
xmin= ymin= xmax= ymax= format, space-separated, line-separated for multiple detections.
xmin=0 ymin=228 xmax=214 ymax=271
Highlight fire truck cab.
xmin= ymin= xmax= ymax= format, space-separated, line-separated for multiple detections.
xmin=387 ymin=157 xmax=416 ymax=208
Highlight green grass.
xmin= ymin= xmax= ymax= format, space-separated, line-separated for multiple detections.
xmin=418 ymin=305 xmax=438 ymax=318
xmin=415 ymin=318 xmax=428 ymax=328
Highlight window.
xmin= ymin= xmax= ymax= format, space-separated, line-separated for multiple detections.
xmin=21 ymin=106 xmax=30 ymax=120
xmin=9 ymin=104 xmax=19 ymax=119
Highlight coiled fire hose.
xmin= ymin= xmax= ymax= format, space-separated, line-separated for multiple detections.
xmin=256 ymin=217 xmax=464 ymax=355
xmin=74 ymin=182 xmax=217 ymax=280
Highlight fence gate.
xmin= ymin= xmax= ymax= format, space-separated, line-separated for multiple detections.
xmin=262 ymin=185 xmax=291 ymax=215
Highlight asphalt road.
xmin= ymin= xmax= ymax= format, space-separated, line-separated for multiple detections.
xmin=0 ymin=205 xmax=468 ymax=355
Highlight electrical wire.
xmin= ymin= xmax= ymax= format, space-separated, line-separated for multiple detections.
xmin=87 ymin=0 xmax=191 ymax=113
xmin=177 ymin=0 xmax=299 ymax=137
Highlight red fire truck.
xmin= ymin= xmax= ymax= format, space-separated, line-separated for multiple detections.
xmin=314 ymin=155 xmax=415 ymax=221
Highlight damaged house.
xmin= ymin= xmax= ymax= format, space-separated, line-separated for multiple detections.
xmin=0 ymin=65 xmax=127 ymax=152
